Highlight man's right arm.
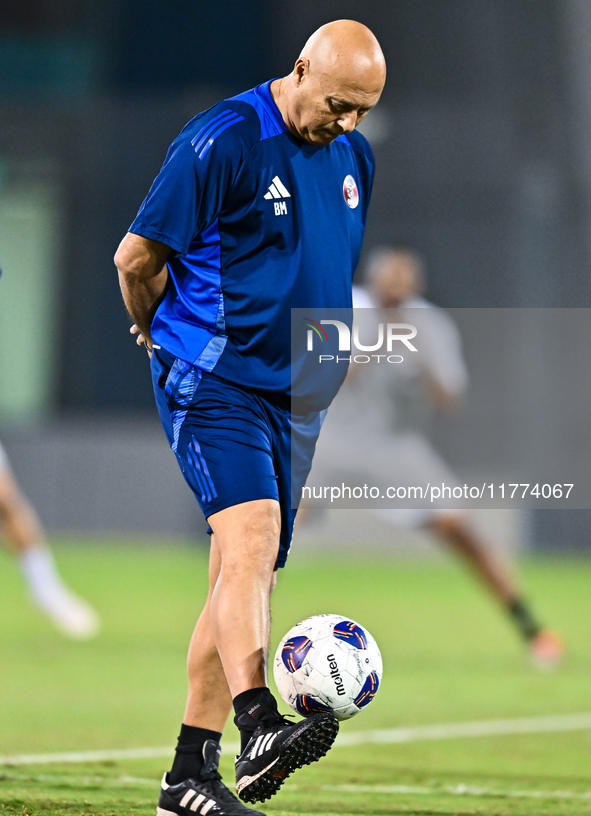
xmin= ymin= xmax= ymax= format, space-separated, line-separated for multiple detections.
xmin=114 ymin=232 xmax=172 ymax=349
xmin=116 ymin=101 xmax=255 ymax=351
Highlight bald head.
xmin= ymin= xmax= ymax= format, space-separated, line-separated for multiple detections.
xmin=301 ymin=21 xmax=386 ymax=92
xmin=272 ymin=20 xmax=386 ymax=145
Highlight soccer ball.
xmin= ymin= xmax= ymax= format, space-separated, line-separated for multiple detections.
xmin=273 ymin=613 xmax=382 ymax=720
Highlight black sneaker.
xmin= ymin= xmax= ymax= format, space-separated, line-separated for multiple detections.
xmin=235 ymin=711 xmax=339 ymax=803
xmin=158 ymin=740 xmax=267 ymax=816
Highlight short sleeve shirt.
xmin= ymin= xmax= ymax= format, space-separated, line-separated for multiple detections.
xmin=129 ymin=79 xmax=375 ymax=401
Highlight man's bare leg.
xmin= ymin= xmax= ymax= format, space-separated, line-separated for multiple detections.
xmin=0 ymin=469 xmax=99 ymax=638
xmin=166 ymin=535 xmax=234 ymax=786
xmin=429 ymin=512 xmax=563 ymax=665
xmin=177 ymin=497 xmax=338 ymax=803
xmin=166 ymin=500 xmax=281 ymax=788
xmin=0 ymin=470 xmax=46 ymax=555
xmin=184 ymin=534 xmax=233 ymax=731
xmin=166 ymin=497 xmax=338 ymax=804
xmin=207 ymin=498 xmax=281 ymax=697
xmin=429 ymin=512 xmax=517 ymax=602
xmin=184 ymin=528 xmax=278 ymax=731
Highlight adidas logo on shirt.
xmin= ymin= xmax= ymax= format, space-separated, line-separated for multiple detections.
xmin=264 ymin=175 xmax=291 ymax=215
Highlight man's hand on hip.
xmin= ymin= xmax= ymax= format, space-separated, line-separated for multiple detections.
xmin=114 ymin=233 xmax=172 ymax=342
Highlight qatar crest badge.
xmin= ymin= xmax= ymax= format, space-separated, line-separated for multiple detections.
xmin=343 ymin=174 xmax=359 ymax=209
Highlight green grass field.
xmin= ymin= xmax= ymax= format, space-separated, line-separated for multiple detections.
xmin=1 ymin=539 xmax=591 ymax=816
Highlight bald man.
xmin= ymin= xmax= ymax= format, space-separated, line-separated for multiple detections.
xmin=115 ymin=20 xmax=386 ymax=816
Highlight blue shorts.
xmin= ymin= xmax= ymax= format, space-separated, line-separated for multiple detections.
xmin=151 ymin=348 xmax=322 ymax=568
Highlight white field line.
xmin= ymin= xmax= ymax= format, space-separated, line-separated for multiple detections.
xmin=0 ymin=746 xmax=179 ymax=766
xmin=2 ymin=711 xmax=591 ymax=767
xmin=324 ymin=784 xmax=591 ymax=802
xmin=0 ymin=772 xmax=158 ymax=786
xmin=334 ymin=711 xmax=591 ymax=747
xmin=2 ymin=773 xmax=591 ymax=802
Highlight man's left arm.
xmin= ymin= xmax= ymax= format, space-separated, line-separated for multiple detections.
xmin=114 ymin=233 xmax=172 ymax=352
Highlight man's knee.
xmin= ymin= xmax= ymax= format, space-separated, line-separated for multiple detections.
xmin=431 ymin=511 xmax=466 ymax=536
xmin=242 ymin=501 xmax=281 ymax=550
xmin=0 ymin=474 xmax=22 ymax=520
xmin=209 ymin=499 xmax=281 ymax=572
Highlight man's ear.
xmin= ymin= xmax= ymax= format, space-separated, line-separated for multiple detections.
xmin=294 ymin=58 xmax=309 ymax=86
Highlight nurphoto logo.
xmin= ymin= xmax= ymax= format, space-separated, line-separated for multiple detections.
xmin=303 ymin=318 xmax=418 ymax=364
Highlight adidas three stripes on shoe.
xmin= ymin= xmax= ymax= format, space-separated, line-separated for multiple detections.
xmin=234 ymin=711 xmax=339 ymax=803
xmin=157 ymin=740 xmax=266 ymax=816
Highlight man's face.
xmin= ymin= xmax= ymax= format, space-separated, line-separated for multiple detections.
xmin=290 ymin=60 xmax=382 ymax=146
xmin=372 ymin=254 xmax=420 ymax=308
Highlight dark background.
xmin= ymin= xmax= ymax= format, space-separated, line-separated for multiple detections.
xmin=1 ymin=0 xmax=590 ymax=545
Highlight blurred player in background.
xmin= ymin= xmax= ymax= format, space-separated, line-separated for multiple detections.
xmin=0 ymin=440 xmax=99 ymax=639
xmin=307 ymin=247 xmax=563 ymax=667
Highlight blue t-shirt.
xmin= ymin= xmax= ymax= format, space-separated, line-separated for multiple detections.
xmin=129 ymin=79 xmax=375 ymax=401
